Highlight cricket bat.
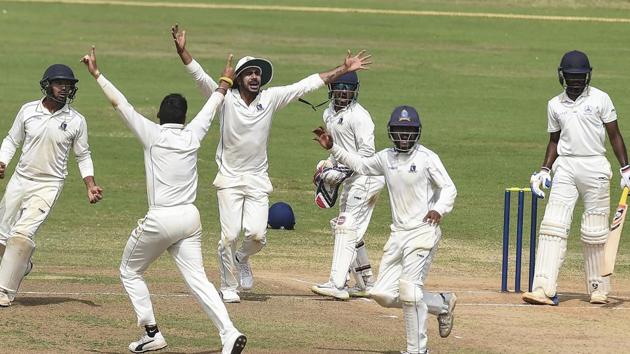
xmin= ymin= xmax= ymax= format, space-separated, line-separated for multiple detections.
xmin=601 ymin=186 xmax=630 ymax=277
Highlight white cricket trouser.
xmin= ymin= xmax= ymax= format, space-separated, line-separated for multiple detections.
xmin=216 ymin=182 xmax=269 ymax=292
xmin=119 ymin=204 xmax=236 ymax=341
xmin=370 ymin=224 xmax=445 ymax=354
xmin=533 ymin=155 xmax=611 ymax=295
xmin=0 ymin=173 xmax=63 ymax=245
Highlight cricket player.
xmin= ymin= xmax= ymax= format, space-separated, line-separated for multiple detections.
xmin=81 ymin=47 xmax=246 ymax=354
xmin=310 ymin=71 xmax=385 ymax=300
xmin=523 ymin=50 xmax=630 ymax=306
xmin=0 ymin=63 xmax=103 ymax=307
xmin=313 ymin=105 xmax=457 ymax=354
xmin=172 ymin=24 xmax=372 ymax=303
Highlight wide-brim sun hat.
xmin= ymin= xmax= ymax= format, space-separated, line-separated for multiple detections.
xmin=234 ymin=56 xmax=273 ymax=87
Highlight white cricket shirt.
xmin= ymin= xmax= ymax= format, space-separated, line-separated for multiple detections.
xmin=323 ymin=102 xmax=376 ymax=160
xmin=185 ymin=60 xmax=325 ymax=185
xmin=97 ymin=75 xmax=223 ymax=207
xmin=330 ymin=144 xmax=456 ymax=231
xmin=547 ymin=86 xmax=617 ymax=156
xmin=0 ymin=99 xmax=94 ymax=182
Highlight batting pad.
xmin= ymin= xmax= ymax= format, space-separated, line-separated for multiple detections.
xmin=583 ymin=243 xmax=610 ymax=295
xmin=532 ymin=234 xmax=567 ymax=297
xmin=580 ymin=211 xmax=609 ymax=244
xmin=0 ymin=235 xmax=35 ymax=293
xmin=330 ymin=213 xmax=358 ymax=289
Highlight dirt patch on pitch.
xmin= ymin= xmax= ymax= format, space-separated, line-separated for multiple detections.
xmin=4 ymin=267 xmax=630 ymax=353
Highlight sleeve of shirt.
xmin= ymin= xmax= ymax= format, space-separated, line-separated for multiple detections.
xmin=267 ymin=74 xmax=326 ymax=112
xmin=96 ymin=75 xmax=159 ymax=147
xmin=599 ymin=92 xmax=618 ymax=123
xmin=547 ymin=101 xmax=560 ymax=133
xmin=0 ymin=107 xmax=26 ymax=165
xmin=330 ymin=144 xmax=384 ymax=176
xmin=427 ymin=153 xmax=457 ymax=217
xmin=352 ymin=113 xmax=377 ymax=158
xmin=73 ymin=117 xmax=94 ymax=178
xmin=184 ymin=59 xmax=218 ymax=98
xmin=186 ymin=91 xmax=225 ymax=142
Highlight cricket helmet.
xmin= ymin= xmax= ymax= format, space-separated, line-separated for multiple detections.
xmin=268 ymin=202 xmax=295 ymax=230
xmin=557 ymin=50 xmax=592 ymax=94
xmin=328 ymin=72 xmax=359 ymax=110
xmin=40 ymin=64 xmax=79 ymax=104
xmin=387 ymin=105 xmax=422 ymax=153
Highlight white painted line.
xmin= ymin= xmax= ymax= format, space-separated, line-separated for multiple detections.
xmin=7 ymin=0 xmax=630 ymax=24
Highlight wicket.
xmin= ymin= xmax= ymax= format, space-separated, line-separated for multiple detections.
xmin=501 ymin=187 xmax=540 ymax=293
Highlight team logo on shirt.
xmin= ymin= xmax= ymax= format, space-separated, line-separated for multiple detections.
xmin=256 ymin=104 xmax=264 ymax=111
xmin=409 ymin=163 xmax=417 ymax=173
xmin=59 ymin=122 xmax=67 ymax=131
xmin=338 ymin=117 xmax=344 ymax=124
xmin=584 ymin=105 xmax=593 ymax=114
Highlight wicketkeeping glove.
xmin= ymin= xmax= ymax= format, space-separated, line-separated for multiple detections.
xmin=530 ymin=167 xmax=552 ymax=199
xmin=620 ymin=165 xmax=630 ymax=189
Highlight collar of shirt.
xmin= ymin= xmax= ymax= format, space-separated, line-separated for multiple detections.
xmin=230 ymin=88 xmax=261 ymax=109
xmin=559 ymin=86 xmax=591 ymax=104
xmin=36 ymin=97 xmax=70 ymax=116
xmin=161 ymin=123 xmax=184 ymax=129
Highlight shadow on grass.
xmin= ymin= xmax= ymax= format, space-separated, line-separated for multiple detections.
xmin=15 ymin=296 xmax=100 ymax=307
xmin=239 ymin=292 xmax=321 ymax=302
xmin=87 ymin=350 xmax=219 ymax=354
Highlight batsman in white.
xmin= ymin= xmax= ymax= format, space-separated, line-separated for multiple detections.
xmin=310 ymin=71 xmax=385 ymax=300
xmin=172 ymin=24 xmax=371 ymax=303
xmin=0 ymin=64 xmax=103 ymax=307
xmin=523 ymin=50 xmax=630 ymax=306
xmin=81 ymin=47 xmax=246 ymax=354
xmin=314 ymin=105 xmax=457 ymax=354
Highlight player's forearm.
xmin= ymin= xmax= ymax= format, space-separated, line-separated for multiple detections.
xmin=185 ymin=59 xmax=218 ymax=97
xmin=0 ymin=137 xmax=19 ymax=167
xmin=611 ymin=136 xmax=629 ymax=167
xmin=178 ymin=48 xmax=193 ymax=65
xmin=541 ymin=137 xmax=559 ymax=169
xmin=319 ymin=65 xmax=348 ymax=85
xmin=83 ymin=175 xmax=97 ymax=188
xmin=96 ymin=74 xmax=128 ymax=108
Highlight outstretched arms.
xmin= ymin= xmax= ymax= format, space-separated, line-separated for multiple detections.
xmin=172 ymin=23 xmax=193 ymax=65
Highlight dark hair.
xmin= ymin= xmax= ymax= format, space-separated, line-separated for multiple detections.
xmin=157 ymin=94 xmax=187 ymax=125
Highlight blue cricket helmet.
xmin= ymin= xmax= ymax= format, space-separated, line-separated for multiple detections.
xmin=558 ymin=50 xmax=592 ymax=74
xmin=40 ymin=64 xmax=79 ymax=104
xmin=387 ymin=105 xmax=422 ymax=153
xmin=268 ymin=202 xmax=296 ymax=230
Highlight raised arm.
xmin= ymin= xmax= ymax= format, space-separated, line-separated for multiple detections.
xmin=319 ymin=50 xmax=372 ymax=84
xmin=312 ymin=126 xmax=383 ymax=176
xmin=187 ymin=54 xmax=234 ymax=141
xmin=81 ymin=46 xmax=158 ymax=146
xmin=172 ymin=24 xmax=218 ymax=97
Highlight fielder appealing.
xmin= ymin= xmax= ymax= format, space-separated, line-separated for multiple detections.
xmin=172 ymin=24 xmax=371 ymax=303
xmin=0 ymin=64 xmax=103 ymax=307
xmin=81 ymin=48 xmax=246 ymax=354
xmin=310 ymin=72 xmax=385 ymax=300
xmin=523 ymin=50 xmax=630 ymax=306
xmin=314 ymin=105 xmax=457 ymax=354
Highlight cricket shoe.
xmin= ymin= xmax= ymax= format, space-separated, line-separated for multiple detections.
xmin=311 ymin=281 xmax=349 ymax=300
xmin=522 ymin=289 xmax=559 ymax=306
xmin=238 ymin=258 xmax=254 ymax=290
xmin=590 ymin=291 xmax=608 ymax=304
xmin=347 ymin=284 xmax=372 ymax=298
xmin=0 ymin=290 xmax=10 ymax=307
xmin=128 ymin=331 xmax=167 ymax=353
xmin=221 ymin=289 xmax=241 ymax=303
xmin=437 ymin=292 xmax=457 ymax=338
xmin=222 ymin=330 xmax=247 ymax=354
xmin=400 ymin=350 xmax=429 ymax=354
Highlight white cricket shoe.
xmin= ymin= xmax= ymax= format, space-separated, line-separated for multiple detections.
xmin=590 ymin=291 xmax=608 ymax=304
xmin=0 ymin=290 xmax=10 ymax=307
xmin=221 ymin=289 xmax=241 ymax=303
xmin=522 ymin=289 xmax=559 ymax=306
xmin=438 ymin=293 xmax=457 ymax=338
xmin=311 ymin=282 xmax=349 ymax=300
xmin=347 ymin=284 xmax=372 ymax=298
xmin=128 ymin=331 xmax=167 ymax=353
xmin=222 ymin=330 xmax=247 ymax=354
xmin=238 ymin=258 xmax=254 ymax=290
xmin=400 ymin=350 xmax=429 ymax=354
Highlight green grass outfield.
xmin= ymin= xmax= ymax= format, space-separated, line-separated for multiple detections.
xmin=2 ymin=0 xmax=630 ymax=352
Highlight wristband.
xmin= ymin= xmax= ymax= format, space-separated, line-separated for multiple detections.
xmin=621 ymin=165 xmax=630 ymax=171
xmin=219 ymin=76 xmax=233 ymax=87
xmin=541 ymin=166 xmax=551 ymax=172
